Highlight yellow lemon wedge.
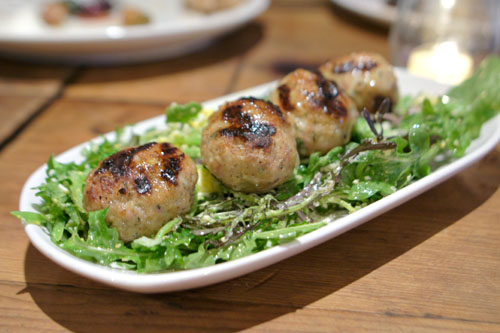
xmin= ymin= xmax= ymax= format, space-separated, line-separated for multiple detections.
xmin=197 ymin=165 xmax=223 ymax=194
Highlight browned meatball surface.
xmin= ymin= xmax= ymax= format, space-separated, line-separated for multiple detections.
xmin=83 ymin=142 xmax=198 ymax=242
xmin=269 ymin=69 xmax=358 ymax=156
xmin=319 ymin=52 xmax=399 ymax=113
xmin=201 ymin=97 xmax=298 ymax=193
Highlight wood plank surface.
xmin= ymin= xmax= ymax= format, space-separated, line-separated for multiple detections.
xmin=0 ymin=96 xmax=47 ymax=145
xmin=0 ymin=1 xmax=499 ymax=332
xmin=0 ymin=59 xmax=75 ymax=98
xmin=232 ymin=2 xmax=389 ymax=91
xmin=0 ymin=59 xmax=75 ymax=146
xmin=62 ymin=26 xmax=257 ymax=105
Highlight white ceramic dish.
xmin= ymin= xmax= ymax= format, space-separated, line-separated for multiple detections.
xmin=0 ymin=0 xmax=269 ymax=64
xmin=330 ymin=0 xmax=396 ymax=26
xmin=19 ymin=69 xmax=500 ymax=293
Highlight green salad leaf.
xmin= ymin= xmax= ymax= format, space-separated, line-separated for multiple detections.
xmin=12 ymin=56 xmax=500 ymax=273
xmin=166 ymin=102 xmax=203 ymax=123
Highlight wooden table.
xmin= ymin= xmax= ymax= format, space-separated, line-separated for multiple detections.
xmin=1 ymin=1 xmax=499 ymax=331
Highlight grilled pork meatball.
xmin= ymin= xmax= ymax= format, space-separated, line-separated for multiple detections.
xmin=269 ymin=69 xmax=358 ymax=156
xmin=319 ymin=52 xmax=398 ymax=113
xmin=201 ymin=97 xmax=298 ymax=193
xmin=83 ymin=142 xmax=197 ymax=242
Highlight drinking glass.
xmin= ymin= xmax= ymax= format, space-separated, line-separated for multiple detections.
xmin=389 ymin=0 xmax=500 ymax=85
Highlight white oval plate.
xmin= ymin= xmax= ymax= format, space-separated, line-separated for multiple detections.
xmin=0 ymin=0 xmax=269 ymax=64
xmin=19 ymin=69 xmax=500 ymax=293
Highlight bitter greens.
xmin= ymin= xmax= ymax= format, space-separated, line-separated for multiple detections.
xmin=12 ymin=56 xmax=500 ymax=273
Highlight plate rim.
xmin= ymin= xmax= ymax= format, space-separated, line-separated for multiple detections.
xmin=0 ymin=0 xmax=270 ymax=44
xmin=19 ymin=69 xmax=500 ymax=293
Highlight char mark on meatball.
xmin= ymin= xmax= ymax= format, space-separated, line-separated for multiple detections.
xmin=222 ymin=103 xmax=245 ymax=122
xmin=160 ymin=142 xmax=184 ymax=185
xmin=96 ymin=142 xmax=156 ymax=177
xmin=134 ymin=175 xmax=151 ymax=194
xmin=220 ymin=124 xmax=276 ymax=149
xmin=277 ymin=84 xmax=294 ymax=111
xmin=94 ymin=142 xmax=185 ymax=194
xmin=161 ymin=142 xmax=178 ymax=155
xmin=219 ymin=99 xmax=279 ymax=149
xmin=314 ymin=77 xmax=348 ymax=118
xmin=236 ymin=97 xmax=285 ymax=120
xmin=333 ymin=59 xmax=378 ymax=74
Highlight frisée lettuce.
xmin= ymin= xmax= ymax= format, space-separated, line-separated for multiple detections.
xmin=12 ymin=56 xmax=500 ymax=273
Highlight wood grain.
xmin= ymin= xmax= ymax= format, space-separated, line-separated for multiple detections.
xmin=0 ymin=1 xmax=499 ymax=332
xmin=63 ymin=23 xmax=263 ymax=105
xmin=0 ymin=96 xmax=47 ymax=145
xmin=232 ymin=3 xmax=390 ymax=91
xmin=0 ymin=59 xmax=75 ymax=146
xmin=0 ymin=59 xmax=74 ymax=98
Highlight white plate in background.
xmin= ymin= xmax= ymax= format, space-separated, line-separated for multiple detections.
xmin=0 ymin=0 xmax=269 ymax=64
xmin=19 ymin=69 xmax=500 ymax=293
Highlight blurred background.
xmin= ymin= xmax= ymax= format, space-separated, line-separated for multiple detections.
xmin=1 ymin=0 xmax=498 ymax=81
xmin=0 ymin=0 xmax=499 ymax=145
